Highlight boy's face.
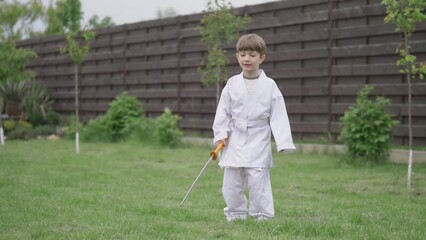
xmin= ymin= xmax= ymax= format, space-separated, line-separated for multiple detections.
xmin=236 ymin=50 xmax=265 ymax=77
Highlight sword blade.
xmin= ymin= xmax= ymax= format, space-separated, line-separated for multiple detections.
xmin=179 ymin=155 xmax=214 ymax=207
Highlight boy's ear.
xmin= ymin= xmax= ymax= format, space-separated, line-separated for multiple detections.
xmin=260 ymin=54 xmax=266 ymax=63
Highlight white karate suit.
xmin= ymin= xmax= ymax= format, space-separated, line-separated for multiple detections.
xmin=212 ymin=70 xmax=295 ymax=221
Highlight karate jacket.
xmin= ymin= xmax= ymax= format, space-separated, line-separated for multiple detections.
xmin=212 ymin=70 xmax=296 ymax=168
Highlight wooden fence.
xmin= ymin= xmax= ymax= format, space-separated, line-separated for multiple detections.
xmin=17 ymin=0 xmax=426 ymax=146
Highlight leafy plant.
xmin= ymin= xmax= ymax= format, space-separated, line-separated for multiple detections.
xmin=80 ymin=116 xmax=110 ymax=142
xmin=382 ymin=0 xmax=426 ymax=188
xmin=60 ymin=26 xmax=95 ymax=153
xmin=0 ymin=0 xmax=43 ymax=41
xmin=0 ymin=79 xmax=29 ymax=118
xmin=127 ymin=117 xmax=155 ymax=142
xmin=0 ymin=80 xmax=56 ymax=126
xmin=198 ymin=0 xmax=250 ymax=102
xmin=154 ymin=107 xmax=183 ymax=146
xmin=21 ymin=81 xmax=55 ymax=126
xmin=2 ymin=119 xmax=15 ymax=132
xmin=0 ymin=41 xmax=36 ymax=84
xmin=79 ymin=92 xmax=144 ymax=142
xmin=104 ymin=92 xmax=143 ymax=141
xmin=340 ymin=85 xmax=399 ymax=164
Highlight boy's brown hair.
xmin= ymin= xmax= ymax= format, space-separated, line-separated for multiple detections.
xmin=236 ymin=34 xmax=266 ymax=55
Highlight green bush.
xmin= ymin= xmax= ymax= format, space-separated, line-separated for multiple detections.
xmin=18 ymin=120 xmax=32 ymax=129
xmin=3 ymin=119 xmax=15 ymax=132
xmin=31 ymin=125 xmax=56 ymax=137
xmin=340 ymin=85 xmax=399 ymax=164
xmin=155 ymin=107 xmax=183 ymax=146
xmin=128 ymin=117 xmax=155 ymax=142
xmin=80 ymin=116 xmax=111 ymax=142
xmin=78 ymin=92 xmax=144 ymax=142
xmin=104 ymin=92 xmax=143 ymax=141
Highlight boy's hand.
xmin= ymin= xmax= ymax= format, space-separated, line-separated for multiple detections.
xmin=220 ymin=138 xmax=228 ymax=146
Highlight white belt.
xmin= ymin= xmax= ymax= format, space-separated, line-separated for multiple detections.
xmin=231 ymin=118 xmax=269 ymax=132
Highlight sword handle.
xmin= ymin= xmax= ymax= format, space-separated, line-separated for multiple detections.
xmin=210 ymin=142 xmax=224 ymax=160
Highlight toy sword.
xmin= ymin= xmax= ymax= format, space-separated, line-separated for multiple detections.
xmin=179 ymin=142 xmax=224 ymax=207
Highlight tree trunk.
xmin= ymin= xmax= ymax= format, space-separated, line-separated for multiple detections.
xmin=405 ymin=31 xmax=413 ymax=189
xmin=75 ymin=64 xmax=80 ymax=154
xmin=216 ymin=66 xmax=221 ymax=104
xmin=0 ymin=97 xmax=3 ymax=144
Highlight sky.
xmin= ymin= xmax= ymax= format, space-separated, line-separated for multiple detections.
xmin=37 ymin=0 xmax=280 ymax=25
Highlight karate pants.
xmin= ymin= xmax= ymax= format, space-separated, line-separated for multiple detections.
xmin=222 ymin=167 xmax=274 ymax=221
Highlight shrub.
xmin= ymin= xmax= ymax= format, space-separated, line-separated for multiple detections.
xmin=104 ymin=92 xmax=143 ymax=141
xmin=7 ymin=120 xmax=32 ymax=140
xmin=79 ymin=92 xmax=144 ymax=142
xmin=128 ymin=117 xmax=155 ymax=142
xmin=18 ymin=120 xmax=32 ymax=129
xmin=80 ymin=116 xmax=111 ymax=142
xmin=22 ymin=81 xmax=55 ymax=127
xmin=31 ymin=125 xmax=56 ymax=137
xmin=340 ymin=85 xmax=399 ymax=164
xmin=3 ymin=120 xmax=15 ymax=132
xmin=155 ymin=107 xmax=183 ymax=146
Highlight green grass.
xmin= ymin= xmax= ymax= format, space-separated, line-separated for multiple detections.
xmin=0 ymin=140 xmax=425 ymax=239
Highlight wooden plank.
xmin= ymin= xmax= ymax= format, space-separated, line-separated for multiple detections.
xmin=332 ymin=83 xmax=426 ymax=96
xmin=286 ymin=103 xmax=328 ymax=114
xmin=270 ymin=68 xmax=329 ymax=79
xmin=128 ymin=89 xmax=178 ymax=99
xmin=333 ymin=103 xmax=426 ymax=116
xmin=241 ymin=0 xmax=328 ymax=15
xmin=392 ymin=126 xmax=426 ymax=137
xmin=332 ymin=4 xmax=385 ymax=19
xmin=290 ymin=122 xmax=328 ymax=133
xmin=332 ymin=64 xmax=400 ymax=76
xmin=265 ymin=30 xmax=329 ymax=44
xmin=267 ymin=48 xmax=328 ymax=61
xmin=332 ymin=22 xmax=426 ymax=40
xmin=280 ymin=86 xmax=329 ymax=97
xmin=332 ymin=41 xmax=426 ymax=57
xmin=180 ymin=119 xmax=213 ymax=130
xmin=249 ymin=11 xmax=328 ymax=30
xmin=145 ymin=103 xmax=178 ymax=113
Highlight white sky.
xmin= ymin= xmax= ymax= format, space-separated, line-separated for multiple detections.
xmin=38 ymin=0 xmax=280 ymax=25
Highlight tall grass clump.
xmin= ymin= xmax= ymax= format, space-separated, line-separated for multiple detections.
xmin=340 ymin=85 xmax=399 ymax=164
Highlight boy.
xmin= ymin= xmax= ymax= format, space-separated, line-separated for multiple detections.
xmin=212 ymin=33 xmax=295 ymax=222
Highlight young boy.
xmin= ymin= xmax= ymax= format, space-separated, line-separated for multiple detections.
xmin=212 ymin=33 xmax=295 ymax=222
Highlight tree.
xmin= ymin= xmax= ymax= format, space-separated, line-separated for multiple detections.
xmin=0 ymin=0 xmax=43 ymax=41
xmin=382 ymin=0 xmax=426 ymax=189
xmin=0 ymin=0 xmax=39 ymax=145
xmin=44 ymin=0 xmax=82 ymax=35
xmin=60 ymin=30 xmax=95 ymax=153
xmin=87 ymin=15 xmax=114 ymax=30
xmin=44 ymin=0 xmax=114 ymax=35
xmin=197 ymin=0 xmax=250 ymax=102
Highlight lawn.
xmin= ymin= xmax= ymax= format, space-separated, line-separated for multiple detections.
xmin=0 ymin=140 xmax=425 ymax=239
